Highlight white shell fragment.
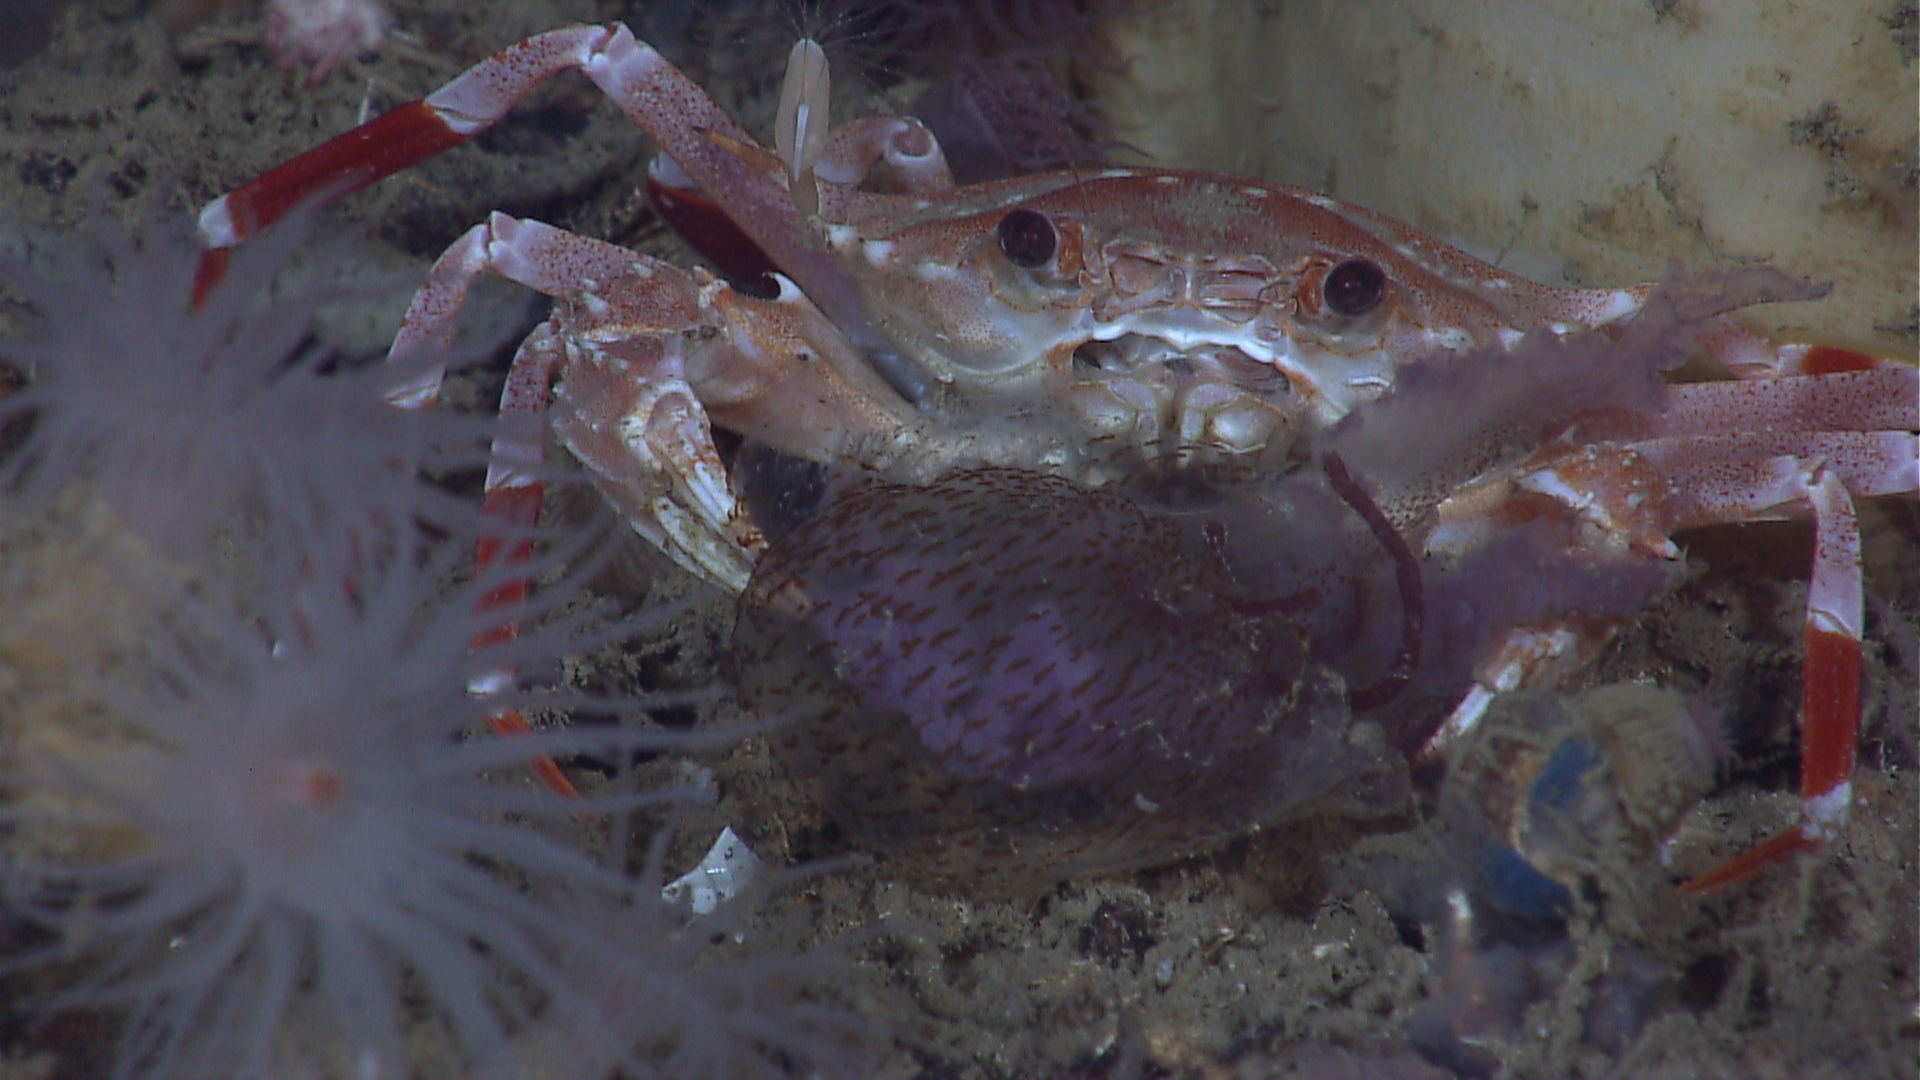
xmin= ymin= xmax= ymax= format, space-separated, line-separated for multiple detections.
xmin=662 ymin=826 xmax=764 ymax=914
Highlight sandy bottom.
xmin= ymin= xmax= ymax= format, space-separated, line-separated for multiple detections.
xmin=1 ymin=1 xmax=1913 ymax=1077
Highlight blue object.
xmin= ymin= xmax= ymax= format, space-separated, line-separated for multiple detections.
xmin=1529 ymin=738 xmax=1603 ymax=814
xmin=1476 ymin=839 xmax=1574 ymax=923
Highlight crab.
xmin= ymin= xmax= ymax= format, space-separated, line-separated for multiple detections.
xmin=194 ymin=22 xmax=1917 ymax=890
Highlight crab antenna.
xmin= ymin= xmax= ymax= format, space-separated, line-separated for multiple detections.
xmin=1322 ymin=451 xmax=1424 ymax=712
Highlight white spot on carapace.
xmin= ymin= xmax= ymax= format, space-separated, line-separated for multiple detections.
xmin=1305 ymin=194 xmax=1339 ymax=210
xmin=822 ymin=223 xmax=859 ymax=250
xmin=861 ymin=239 xmax=896 ymax=266
xmin=911 ymin=261 xmax=964 ymax=284
xmin=1154 ymin=174 xmax=1182 ymax=185
xmin=1240 ymin=186 xmax=1270 ymax=198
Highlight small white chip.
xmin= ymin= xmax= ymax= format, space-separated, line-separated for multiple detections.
xmin=662 ymin=826 xmax=763 ymax=914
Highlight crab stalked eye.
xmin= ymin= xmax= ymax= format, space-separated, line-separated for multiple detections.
xmin=996 ymin=207 xmax=1058 ymax=269
xmin=1323 ymin=258 xmax=1387 ymax=317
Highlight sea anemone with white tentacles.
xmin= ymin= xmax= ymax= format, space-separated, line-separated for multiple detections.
xmin=0 ymin=208 xmax=867 ymax=1079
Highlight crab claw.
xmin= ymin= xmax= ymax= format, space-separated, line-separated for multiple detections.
xmin=542 ymin=260 xmax=923 ymax=592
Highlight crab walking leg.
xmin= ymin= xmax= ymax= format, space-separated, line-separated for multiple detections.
xmin=200 ymin=25 xmax=746 ymax=257
xmin=1426 ymin=629 xmax=1613 ymax=760
xmin=1648 ymin=368 xmax=1920 ymax=441
xmin=647 ymin=110 xmax=953 ymax=236
xmin=192 ymin=22 xmax=905 ymax=397
xmin=1681 ymin=467 xmax=1865 ymax=892
xmin=385 ymin=215 xmax=651 ymax=802
xmin=1428 ymin=454 xmax=1890 ymax=889
xmin=465 ymin=337 xmax=588 ymax=803
xmin=382 ymin=216 xmax=653 ymax=572
xmin=1423 ymin=365 xmax=1915 ymax=793
xmin=813 ymin=116 xmax=955 ymax=194
xmin=643 ymin=154 xmax=781 ymax=292
xmin=1644 ymin=432 xmax=1919 ymax=521
xmin=1692 ymin=314 xmax=1908 ymax=378
xmin=644 ymin=114 xmax=952 ymax=292
xmin=386 ymin=213 xmax=646 ymax=404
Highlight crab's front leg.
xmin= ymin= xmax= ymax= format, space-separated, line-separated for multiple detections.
xmin=389 ymin=212 xmax=920 ymax=593
xmin=378 ymin=210 xmax=919 ymax=805
xmin=551 ymin=270 xmax=927 ymax=592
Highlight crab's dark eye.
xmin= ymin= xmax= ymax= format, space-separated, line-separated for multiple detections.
xmin=1323 ymin=258 xmax=1387 ymax=317
xmin=996 ymin=208 xmax=1058 ymax=269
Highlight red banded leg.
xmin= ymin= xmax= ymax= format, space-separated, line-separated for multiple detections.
xmin=193 ymin=21 xmax=871 ymax=340
xmin=385 ymin=214 xmax=647 ymax=804
xmin=1430 ymin=458 xmax=1885 ymax=890
xmin=1637 ymin=421 xmax=1910 ymax=888
xmin=1695 ymin=313 xmax=1908 ymax=378
xmin=1427 ymin=364 xmax=1916 ymax=887
xmin=1651 ymin=373 xmax=1914 ymax=886
xmin=202 ymin=25 xmax=744 ymax=260
xmin=466 ymin=331 xmax=582 ymax=804
xmin=1679 ymin=467 xmax=1865 ymax=891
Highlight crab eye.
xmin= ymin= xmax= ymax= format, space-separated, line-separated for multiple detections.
xmin=996 ymin=208 xmax=1058 ymax=269
xmin=1323 ymin=258 xmax=1386 ymax=317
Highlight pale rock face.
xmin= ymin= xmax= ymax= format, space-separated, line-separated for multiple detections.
xmin=1090 ymin=1 xmax=1918 ymax=354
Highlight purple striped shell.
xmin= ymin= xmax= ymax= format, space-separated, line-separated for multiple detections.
xmin=734 ymin=468 xmax=1398 ymax=893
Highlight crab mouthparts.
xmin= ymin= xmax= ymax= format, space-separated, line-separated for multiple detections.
xmin=1073 ymin=332 xmax=1295 ymax=398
